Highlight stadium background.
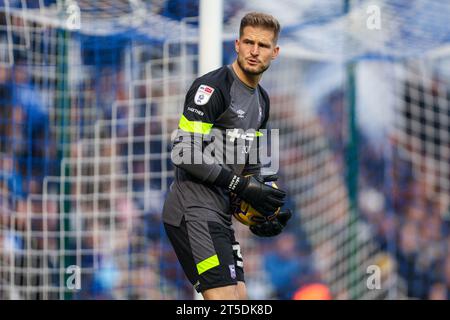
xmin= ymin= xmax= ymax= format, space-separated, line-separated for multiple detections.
xmin=0 ymin=0 xmax=449 ymax=300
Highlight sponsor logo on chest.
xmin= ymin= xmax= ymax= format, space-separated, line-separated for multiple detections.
xmin=227 ymin=128 xmax=255 ymax=142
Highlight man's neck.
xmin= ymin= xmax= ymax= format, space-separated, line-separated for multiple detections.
xmin=231 ymin=61 xmax=261 ymax=89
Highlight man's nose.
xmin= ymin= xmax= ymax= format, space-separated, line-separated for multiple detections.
xmin=250 ymin=44 xmax=259 ymax=55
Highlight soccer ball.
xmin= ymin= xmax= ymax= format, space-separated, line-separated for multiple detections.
xmin=230 ymin=181 xmax=281 ymax=226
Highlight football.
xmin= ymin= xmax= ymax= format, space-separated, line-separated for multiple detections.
xmin=230 ymin=181 xmax=281 ymax=226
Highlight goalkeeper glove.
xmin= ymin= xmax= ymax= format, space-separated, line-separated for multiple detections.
xmin=250 ymin=209 xmax=292 ymax=237
xmin=215 ymin=169 xmax=286 ymax=217
xmin=231 ymin=174 xmax=286 ymax=217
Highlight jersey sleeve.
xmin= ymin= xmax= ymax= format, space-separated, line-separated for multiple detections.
xmin=179 ymin=81 xmax=224 ymax=131
xmin=171 ymin=81 xmax=227 ymax=183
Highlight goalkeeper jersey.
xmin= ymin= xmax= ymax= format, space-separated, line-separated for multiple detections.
xmin=162 ymin=65 xmax=270 ymax=227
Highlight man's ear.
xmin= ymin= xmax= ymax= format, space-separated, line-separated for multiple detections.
xmin=272 ymin=46 xmax=280 ymax=60
xmin=235 ymin=39 xmax=240 ymax=53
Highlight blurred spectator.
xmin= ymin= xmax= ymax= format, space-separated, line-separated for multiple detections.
xmin=396 ymin=222 xmax=426 ymax=298
xmin=263 ymin=232 xmax=315 ymax=299
xmin=428 ymin=282 xmax=447 ymax=300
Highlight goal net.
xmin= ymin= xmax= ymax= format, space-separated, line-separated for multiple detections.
xmin=1 ymin=0 xmax=449 ymax=300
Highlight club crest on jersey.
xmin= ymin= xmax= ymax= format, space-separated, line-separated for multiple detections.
xmin=195 ymin=84 xmax=215 ymax=106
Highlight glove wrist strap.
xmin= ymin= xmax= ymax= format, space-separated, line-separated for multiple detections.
xmin=214 ymin=168 xmax=247 ymax=193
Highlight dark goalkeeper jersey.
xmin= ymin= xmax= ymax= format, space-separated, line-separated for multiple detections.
xmin=162 ymin=65 xmax=271 ymax=227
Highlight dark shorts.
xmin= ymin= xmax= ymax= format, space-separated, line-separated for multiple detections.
xmin=164 ymin=218 xmax=245 ymax=293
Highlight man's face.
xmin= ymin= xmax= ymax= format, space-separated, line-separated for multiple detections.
xmin=235 ymin=26 xmax=279 ymax=76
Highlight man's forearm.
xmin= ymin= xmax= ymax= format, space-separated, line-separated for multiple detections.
xmin=171 ymin=132 xmax=234 ymax=187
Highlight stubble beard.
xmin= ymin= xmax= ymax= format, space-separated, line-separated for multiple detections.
xmin=237 ymin=55 xmax=270 ymax=76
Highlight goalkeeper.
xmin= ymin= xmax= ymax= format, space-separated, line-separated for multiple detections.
xmin=162 ymin=12 xmax=292 ymax=300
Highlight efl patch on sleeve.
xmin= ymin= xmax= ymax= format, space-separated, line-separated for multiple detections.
xmin=194 ymin=84 xmax=215 ymax=106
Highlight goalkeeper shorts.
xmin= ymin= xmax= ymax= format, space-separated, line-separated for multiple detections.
xmin=164 ymin=217 xmax=245 ymax=293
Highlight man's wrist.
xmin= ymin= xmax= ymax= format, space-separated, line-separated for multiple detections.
xmin=214 ymin=168 xmax=247 ymax=193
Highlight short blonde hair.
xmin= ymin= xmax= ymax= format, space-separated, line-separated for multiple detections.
xmin=239 ymin=12 xmax=281 ymax=44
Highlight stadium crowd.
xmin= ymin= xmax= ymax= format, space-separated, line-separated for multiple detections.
xmin=318 ymin=75 xmax=450 ymax=299
xmin=1 ymin=0 xmax=449 ymax=300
